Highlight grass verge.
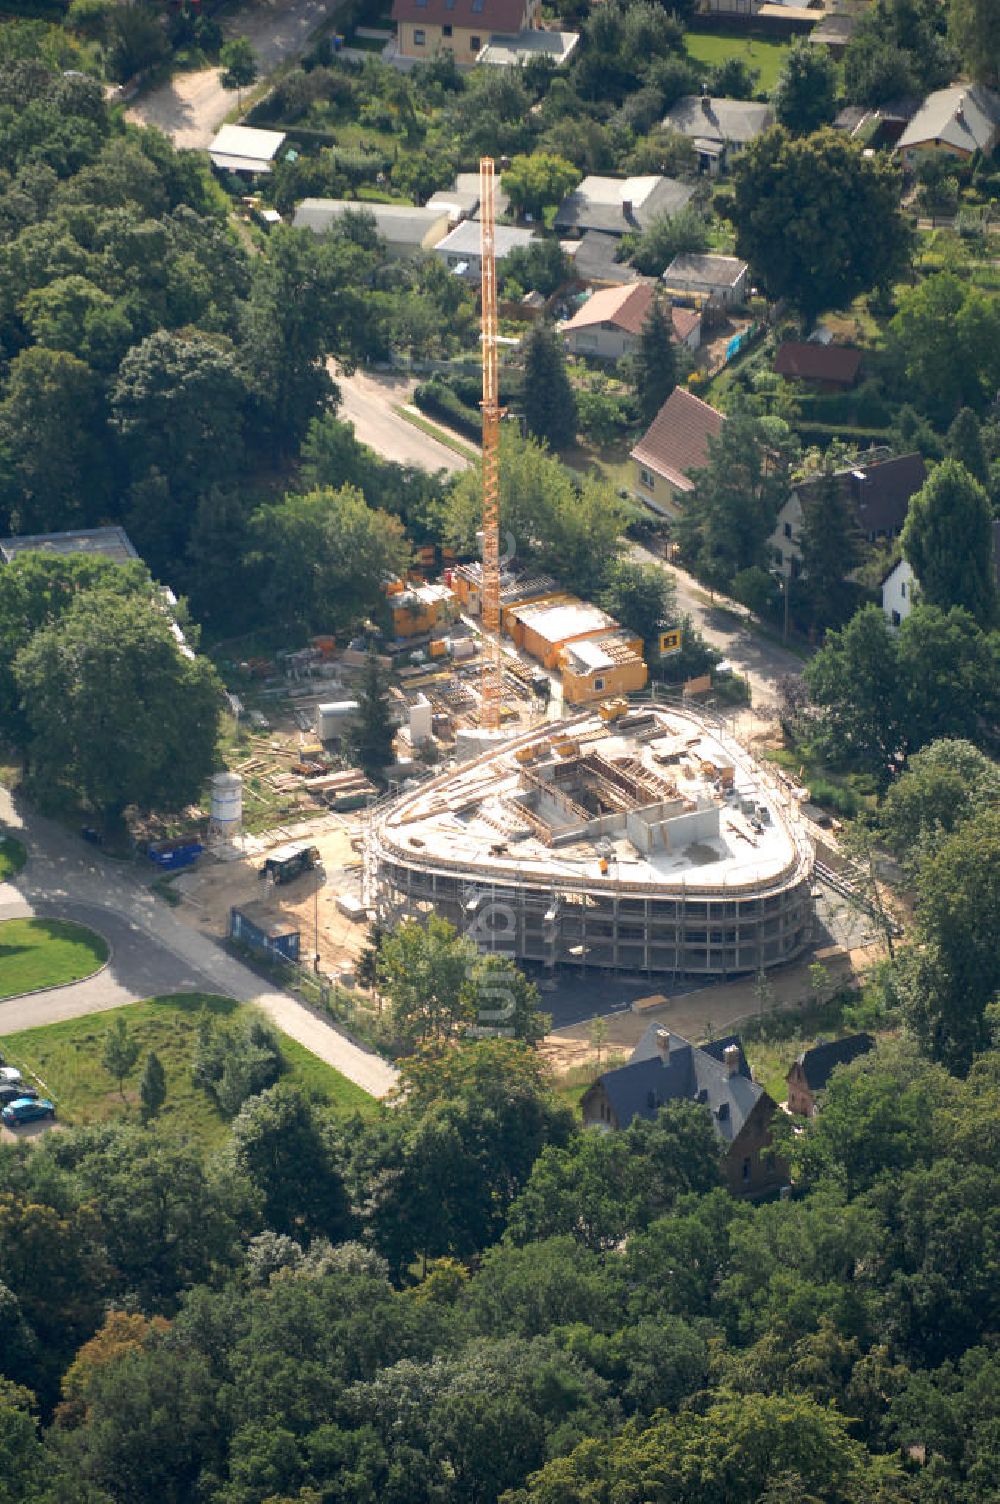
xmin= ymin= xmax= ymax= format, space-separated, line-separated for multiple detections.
xmin=0 ymin=835 xmax=27 ymax=881
xmin=393 ymin=405 xmax=478 ymax=462
xmin=0 ymin=919 xmax=108 ymax=1001
xmin=0 ymin=993 xmax=376 ymax=1145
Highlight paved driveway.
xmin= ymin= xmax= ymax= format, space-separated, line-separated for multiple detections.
xmin=127 ymin=0 xmax=336 ymax=148
xmin=0 ymin=791 xmax=397 ymax=1099
xmin=335 ymin=367 xmax=471 ymax=475
xmin=630 ymin=542 xmax=808 ymax=714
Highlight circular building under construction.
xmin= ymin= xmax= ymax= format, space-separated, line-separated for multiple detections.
xmin=364 ymin=703 xmax=815 ymax=979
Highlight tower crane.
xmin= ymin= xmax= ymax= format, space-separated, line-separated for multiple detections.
xmin=479 ymin=155 xmax=502 ymax=733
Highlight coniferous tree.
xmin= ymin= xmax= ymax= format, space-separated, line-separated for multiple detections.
xmin=902 ymin=459 xmax=997 ymax=626
xmin=139 ymin=1052 xmax=167 ymax=1125
xmin=946 ymin=407 xmax=989 ymax=486
xmin=349 ymin=649 xmax=397 ymax=779
xmin=634 ymin=297 xmax=678 ymax=426
xmin=798 ymin=467 xmax=863 ymax=631
xmin=522 ymin=323 xmax=577 ymax=450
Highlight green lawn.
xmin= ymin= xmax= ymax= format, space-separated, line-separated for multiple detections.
xmin=0 ymin=918 xmax=108 ymax=1000
xmin=684 ymin=28 xmax=791 ymax=95
xmin=0 ymin=835 xmax=27 ymax=881
xmin=0 ymin=993 xmax=376 ymax=1145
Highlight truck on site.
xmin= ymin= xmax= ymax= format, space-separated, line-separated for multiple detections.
xmin=259 ymin=842 xmax=320 ymax=886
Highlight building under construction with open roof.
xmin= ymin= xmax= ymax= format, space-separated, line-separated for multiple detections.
xmin=365 ymin=703 xmax=815 ymax=978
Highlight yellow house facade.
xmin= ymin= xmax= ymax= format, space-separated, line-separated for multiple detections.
xmin=391 ymin=0 xmax=541 ymax=61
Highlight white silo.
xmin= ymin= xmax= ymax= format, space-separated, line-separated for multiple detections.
xmin=208 ymin=770 xmax=243 ymax=847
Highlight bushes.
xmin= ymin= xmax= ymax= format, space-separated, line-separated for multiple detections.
xmin=192 ymin=1009 xmax=285 ymax=1116
xmin=806 ymin=776 xmax=861 ymax=819
xmin=413 ymin=377 xmax=481 ymax=439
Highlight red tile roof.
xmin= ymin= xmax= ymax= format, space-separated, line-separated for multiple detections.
xmin=630 ymin=387 xmax=725 ymax=492
xmin=562 ymin=282 xmax=654 ymax=336
xmin=774 ymin=341 xmax=863 ymax=386
xmin=392 ymin=0 xmax=526 ymax=27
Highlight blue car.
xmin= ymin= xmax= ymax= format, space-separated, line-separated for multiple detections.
xmin=1 ymin=1097 xmax=55 ymax=1127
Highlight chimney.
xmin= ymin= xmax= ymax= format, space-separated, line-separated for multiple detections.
xmin=723 ymin=1043 xmax=740 ymax=1077
xmin=655 ymin=1027 xmax=671 ymax=1061
xmin=701 ymin=93 xmax=712 ymax=115
xmin=956 ymin=95 xmax=965 ymax=122
xmin=622 ymin=198 xmax=634 ymax=224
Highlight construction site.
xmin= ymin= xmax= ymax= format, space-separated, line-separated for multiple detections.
xmin=164 ymin=160 xmax=820 ymax=993
xmin=365 ymin=702 xmax=816 ymax=979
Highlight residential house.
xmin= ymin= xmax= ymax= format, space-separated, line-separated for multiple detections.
xmin=769 ymin=452 xmax=927 ymax=579
xmin=477 ymin=28 xmax=578 ymax=65
xmin=881 ymin=556 xmax=914 ymax=627
xmin=662 ymin=94 xmax=774 ymax=174
xmin=774 ymin=341 xmax=863 ymax=391
xmin=564 ymin=230 xmax=643 ymax=288
xmin=882 ymin=520 xmax=1000 ymax=627
xmin=434 ymin=220 xmax=536 ymax=279
xmin=390 ymin=0 xmax=540 ymax=62
xmin=630 ymin=386 xmax=725 ymax=520
xmin=561 ymin=284 xmax=700 ymax=360
xmin=554 ymin=174 xmax=695 ymax=238
xmin=292 ymin=200 xmax=451 ymax=258
xmin=786 ymin=1033 xmax=874 ymax=1117
xmin=208 ymin=124 xmax=286 ymax=178
xmin=663 ymin=252 xmax=749 ymax=308
xmin=809 ymin=10 xmax=858 ymax=59
xmin=425 ymin=172 xmax=482 ymax=220
xmin=896 ymin=82 xmax=1000 ymax=167
xmin=582 ymin=1024 xmax=787 ymax=1198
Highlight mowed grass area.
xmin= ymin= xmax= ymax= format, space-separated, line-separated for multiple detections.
xmin=0 ymin=835 xmax=27 ymax=881
xmin=0 ymin=993 xmax=377 ymax=1145
xmin=0 ymin=918 xmax=108 ymax=1000
xmin=684 ymin=28 xmax=791 ymax=95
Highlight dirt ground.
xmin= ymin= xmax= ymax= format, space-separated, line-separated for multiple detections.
xmin=539 ymin=941 xmax=882 ymax=1076
xmin=170 ymin=813 xmax=370 ymax=979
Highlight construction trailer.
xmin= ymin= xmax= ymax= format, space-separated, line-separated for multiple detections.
xmin=230 ymin=903 xmax=301 ymax=962
xmin=259 ymin=842 xmax=320 ymax=886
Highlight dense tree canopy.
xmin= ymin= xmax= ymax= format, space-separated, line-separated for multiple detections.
xmin=732 ymin=129 xmax=910 ymax=321
xmin=13 ymin=587 xmax=222 ymax=820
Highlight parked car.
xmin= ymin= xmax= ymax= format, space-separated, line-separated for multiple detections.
xmin=0 ymin=1083 xmax=37 ymax=1107
xmin=1 ymin=1097 xmax=55 ymax=1127
xmin=0 ymin=1066 xmax=23 ymax=1085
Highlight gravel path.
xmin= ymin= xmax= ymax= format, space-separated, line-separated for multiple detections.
xmin=0 ymin=791 xmax=398 ymax=1099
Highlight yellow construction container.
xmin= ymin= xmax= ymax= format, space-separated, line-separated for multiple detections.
xmin=428 ymin=638 xmax=448 ymax=659
xmin=599 ymin=698 xmax=629 ymax=722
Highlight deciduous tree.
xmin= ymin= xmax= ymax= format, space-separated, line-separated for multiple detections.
xmin=102 ymin=1017 xmax=139 ymax=1103
xmin=771 ymin=39 xmax=838 ymax=133
xmin=13 ymin=589 xmax=222 ymax=822
xmin=501 ymin=152 xmax=580 ymax=220
xmin=732 ymin=129 xmax=909 ymax=322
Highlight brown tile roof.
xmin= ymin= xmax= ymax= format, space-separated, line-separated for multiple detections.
xmin=671 ymin=306 xmax=701 ymax=343
xmin=774 ymin=341 xmax=863 ymax=386
xmin=562 ymin=282 xmax=654 ymax=336
xmin=391 ymin=0 xmax=526 ymax=27
xmin=630 ymin=387 xmax=725 ymax=492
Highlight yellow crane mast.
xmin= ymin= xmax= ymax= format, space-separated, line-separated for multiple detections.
xmin=479 ymin=155 xmax=502 ymax=733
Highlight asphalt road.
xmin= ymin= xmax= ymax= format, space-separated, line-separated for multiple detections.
xmin=334 ymin=367 xmax=471 ymax=475
xmin=0 ymin=790 xmax=398 ymax=1098
xmin=630 ymin=542 xmax=808 ymax=714
xmin=126 ymin=0 xmax=335 ymax=148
